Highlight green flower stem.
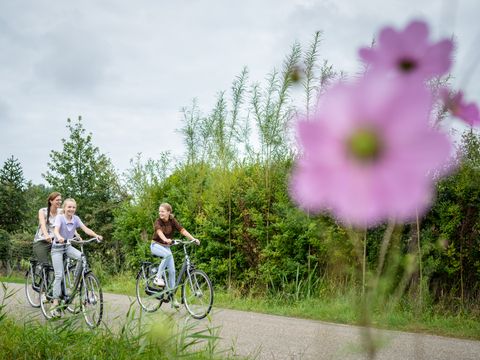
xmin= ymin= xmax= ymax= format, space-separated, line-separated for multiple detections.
xmin=376 ymin=220 xmax=396 ymax=280
xmin=416 ymin=209 xmax=423 ymax=308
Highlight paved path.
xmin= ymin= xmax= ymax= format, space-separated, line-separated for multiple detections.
xmin=1 ymin=282 xmax=480 ymax=359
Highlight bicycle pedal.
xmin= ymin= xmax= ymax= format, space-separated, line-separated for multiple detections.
xmin=171 ymin=300 xmax=181 ymax=309
xmin=50 ymin=310 xmax=62 ymax=318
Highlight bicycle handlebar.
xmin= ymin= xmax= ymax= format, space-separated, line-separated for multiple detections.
xmin=54 ymin=236 xmax=101 ymax=245
xmin=172 ymin=239 xmax=199 ymax=246
xmin=70 ymin=236 xmax=102 ymax=244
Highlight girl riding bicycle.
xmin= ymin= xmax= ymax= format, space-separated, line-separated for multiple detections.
xmin=151 ymin=202 xmax=199 ymax=307
xmin=51 ymin=198 xmax=102 ymax=317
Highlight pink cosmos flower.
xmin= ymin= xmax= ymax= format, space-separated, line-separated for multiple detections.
xmin=359 ymin=20 xmax=454 ymax=81
xmin=440 ymin=88 xmax=480 ymax=127
xmin=290 ymin=74 xmax=452 ymax=227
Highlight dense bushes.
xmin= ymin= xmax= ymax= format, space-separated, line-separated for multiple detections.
xmin=110 ymin=131 xmax=480 ymax=310
xmin=420 ymin=131 xmax=480 ymax=303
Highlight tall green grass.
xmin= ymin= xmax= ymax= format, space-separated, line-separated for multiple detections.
xmin=0 ymin=318 xmax=226 ymax=359
xmin=0 ymin=281 xmax=236 ymax=360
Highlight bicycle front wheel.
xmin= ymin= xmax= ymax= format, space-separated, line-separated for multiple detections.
xmin=182 ymin=270 xmax=213 ymax=319
xmin=25 ymin=265 xmax=41 ymax=308
xmin=80 ymin=272 xmax=103 ymax=328
xmin=135 ymin=269 xmax=162 ymax=312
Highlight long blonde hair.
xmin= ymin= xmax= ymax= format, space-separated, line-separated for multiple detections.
xmin=159 ymin=202 xmax=174 ymax=219
xmin=62 ymin=198 xmax=77 ymax=211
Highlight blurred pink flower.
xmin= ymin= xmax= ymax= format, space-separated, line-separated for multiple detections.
xmin=290 ymin=75 xmax=452 ymax=227
xmin=359 ymin=20 xmax=454 ymax=81
xmin=440 ymin=88 xmax=480 ymax=127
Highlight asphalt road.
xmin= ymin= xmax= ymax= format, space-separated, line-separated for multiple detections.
xmin=1 ymin=282 xmax=479 ymax=359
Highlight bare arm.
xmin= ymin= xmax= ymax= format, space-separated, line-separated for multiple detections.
xmin=156 ymin=229 xmax=172 ymax=245
xmin=79 ymin=224 xmax=103 ymax=240
xmin=54 ymin=225 xmax=64 ymax=244
xmin=38 ymin=209 xmax=52 ymax=243
xmin=180 ymin=228 xmax=200 ymax=244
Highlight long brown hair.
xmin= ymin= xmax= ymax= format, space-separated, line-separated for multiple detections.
xmin=46 ymin=192 xmax=61 ymax=221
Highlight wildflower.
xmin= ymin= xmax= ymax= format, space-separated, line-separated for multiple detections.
xmin=288 ymin=65 xmax=304 ymax=83
xmin=440 ymin=88 xmax=480 ymax=127
xmin=290 ymin=74 xmax=452 ymax=227
xmin=359 ymin=20 xmax=454 ymax=80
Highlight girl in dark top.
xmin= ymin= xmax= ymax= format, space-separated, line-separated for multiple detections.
xmin=151 ymin=203 xmax=199 ymax=307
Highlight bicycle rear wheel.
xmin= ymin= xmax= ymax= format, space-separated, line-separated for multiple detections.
xmin=80 ymin=272 xmax=103 ymax=328
xmin=25 ymin=264 xmax=41 ymax=308
xmin=135 ymin=268 xmax=163 ymax=312
xmin=39 ymin=271 xmax=55 ymax=320
xmin=182 ymin=269 xmax=213 ymax=319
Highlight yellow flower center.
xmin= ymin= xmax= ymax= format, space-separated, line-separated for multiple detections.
xmin=346 ymin=128 xmax=383 ymax=163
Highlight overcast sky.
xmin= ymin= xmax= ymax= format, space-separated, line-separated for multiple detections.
xmin=1 ymin=0 xmax=479 ymax=184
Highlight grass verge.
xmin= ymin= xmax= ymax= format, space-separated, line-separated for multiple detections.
xmin=4 ymin=271 xmax=479 ymax=341
xmin=213 ymin=289 xmax=480 ymax=340
xmin=0 ymin=281 xmax=232 ymax=360
xmin=100 ymin=273 xmax=480 ymax=340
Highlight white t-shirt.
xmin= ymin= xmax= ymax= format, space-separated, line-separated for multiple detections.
xmin=33 ymin=207 xmax=64 ymax=242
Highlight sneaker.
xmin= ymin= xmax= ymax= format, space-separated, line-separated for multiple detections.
xmin=41 ymin=294 xmax=47 ymax=303
xmin=50 ymin=309 xmax=61 ymax=318
xmin=153 ymin=277 xmax=165 ymax=287
xmin=171 ymin=299 xmax=181 ymax=309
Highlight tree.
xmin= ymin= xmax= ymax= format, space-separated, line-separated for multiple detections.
xmin=122 ymin=152 xmax=172 ymax=204
xmin=0 ymin=229 xmax=12 ymax=273
xmin=44 ymin=117 xmax=118 ymax=202
xmin=22 ymin=183 xmax=51 ymax=232
xmin=0 ymin=156 xmax=27 ymax=232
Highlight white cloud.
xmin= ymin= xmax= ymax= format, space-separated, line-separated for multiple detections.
xmin=0 ymin=0 xmax=479 ymax=184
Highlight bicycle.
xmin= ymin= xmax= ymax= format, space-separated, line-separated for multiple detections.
xmin=39 ymin=237 xmax=103 ymax=328
xmin=135 ymin=239 xmax=213 ymax=319
xmin=25 ymin=257 xmax=77 ymax=309
xmin=24 ymin=259 xmax=42 ymax=308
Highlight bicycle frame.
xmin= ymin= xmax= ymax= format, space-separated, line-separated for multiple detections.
xmin=173 ymin=243 xmax=196 ymax=294
xmin=142 ymin=241 xmax=195 ymax=297
xmin=60 ymin=240 xmax=96 ymax=305
xmin=36 ymin=257 xmax=75 ymax=303
xmin=47 ymin=238 xmax=98 ymax=305
xmin=60 ymin=254 xmax=85 ymax=305
xmin=37 ymin=236 xmax=103 ymax=327
xmin=136 ymin=239 xmax=213 ymax=318
xmin=154 ymin=243 xmax=195 ymax=294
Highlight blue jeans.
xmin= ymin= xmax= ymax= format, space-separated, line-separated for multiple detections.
xmin=150 ymin=242 xmax=175 ymax=289
xmin=51 ymin=243 xmax=82 ymax=299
